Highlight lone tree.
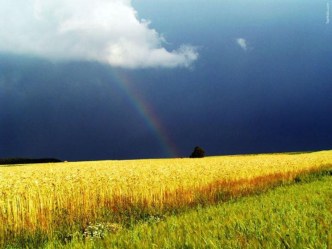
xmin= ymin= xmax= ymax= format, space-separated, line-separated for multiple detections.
xmin=190 ymin=146 xmax=205 ymax=158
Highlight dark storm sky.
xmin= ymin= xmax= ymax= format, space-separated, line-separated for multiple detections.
xmin=1 ymin=0 xmax=332 ymax=161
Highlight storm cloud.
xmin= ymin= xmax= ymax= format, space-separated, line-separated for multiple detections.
xmin=0 ymin=0 xmax=198 ymax=68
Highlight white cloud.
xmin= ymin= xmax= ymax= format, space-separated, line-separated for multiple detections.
xmin=326 ymin=1 xmax=330 ymax=25
xmin=236 ymin=38 xmax=248 ymax=51
xmin=0 ymin=0 xmax=198 ymax=68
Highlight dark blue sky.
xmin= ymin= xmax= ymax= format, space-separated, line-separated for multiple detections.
xmin=1 ymin=0 xmax=332 ymax=160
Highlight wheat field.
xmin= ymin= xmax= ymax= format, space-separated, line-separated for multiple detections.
xmin=65 ymin=175 xmax=332 ymax=249
xmin=1 ymin=150 xmax=332 ymax=246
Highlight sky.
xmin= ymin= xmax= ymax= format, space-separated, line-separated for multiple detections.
xmin=0 ymin=0 xmax=332 ymax=161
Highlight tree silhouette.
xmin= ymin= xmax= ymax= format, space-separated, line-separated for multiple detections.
xmin=190 ymin=146 xmax=205 ymax=158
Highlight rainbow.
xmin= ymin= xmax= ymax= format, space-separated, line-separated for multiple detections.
xmin=109 ymin=68 xmax=179 ymax=158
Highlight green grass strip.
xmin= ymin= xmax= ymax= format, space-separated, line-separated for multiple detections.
xmin=46 ymin=175 xmax=332 ymax=249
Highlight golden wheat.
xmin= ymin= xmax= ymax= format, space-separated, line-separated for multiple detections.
xmin=0 ymin=150 xmax=331 ymax=243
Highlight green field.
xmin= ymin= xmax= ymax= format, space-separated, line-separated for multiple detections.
xmin=47 ymin=175 xmax=331 ymax=249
